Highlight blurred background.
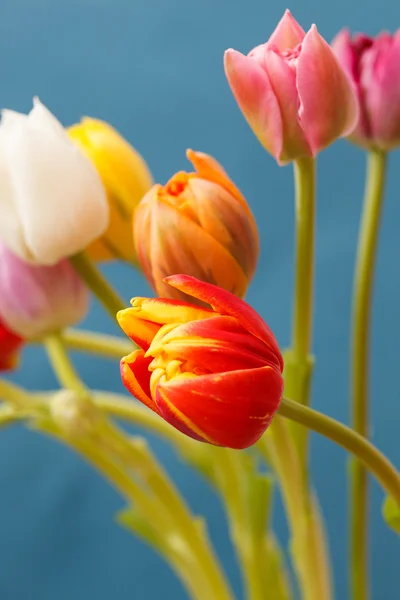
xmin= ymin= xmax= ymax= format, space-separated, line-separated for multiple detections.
xmin=1 ymin=0 xmax=399 ymax=598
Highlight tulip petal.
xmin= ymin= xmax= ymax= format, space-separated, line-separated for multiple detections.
xmin=224 ymin=49 xmax=284 ymax=159
xmin=362 ymin=31 xmax=400 ymax=148
xmin=186 ymin=149 xmax=253 ymax=218
xmin=263 ymin=49 xmax=312 ymax=162
xmin=0 ymin=101 xmax=109 ymax=265
xmin=150 ymin=315 xmax=282 ymax=371
xmin=267 ymin=9 xmax=306 ymax=51
xmin=156 ymin=365 xmax=283 ymax=449
xmin=297 ymin=25 xmax=359 ymax=152
xmin=185 ymin=177 xmax=259 ymax=278
xmin=117 ymin=309 xmax=161 ymax=350
xmin=140 ymin=199 xmax=249 ymax=301
xmin=120 ymin=349 xmax=159 ymax=414
xmin=129 ymin=297 xmax=214 ymax=324
xmin=164 ymin=275 xmax=283 ymax=370
xmin=0 ymin=148 xmax=31 ymax=261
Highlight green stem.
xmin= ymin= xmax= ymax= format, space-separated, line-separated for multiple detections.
xmin=69 ymin=251 xmax=126 ymax=319
xmin=292 ymin=156 xmax=316 ymax=364
xmin=260 ymin=417 xmax=332 ymax=600
xmin=42 ymin=341 xmax=232 ymax=600
xmin=62 ymin=329 xmax=134 ymax=358
xmin=278 ymin=398 xmax=400 ymax=507
xmin=44 ymin=333 xmax=87 ymax=394
xmin=350 ymin=149 xmax=387 ymax=600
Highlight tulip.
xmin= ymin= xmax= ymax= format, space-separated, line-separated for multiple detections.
xmin=332 ymin=29 xmax=400 ymax=150
xmin=68 ymin=118 xmax=153 ymax=264
xmin=134 ymin=149 xmax=259 ymax=303
xmin=117 ymin=275 xmax=284 ymax=449
xmin=224 ymin=10 xmax=358 ymax=164
xmin=0 ymin=319 xmax=23 ymax=371
xmin=0 ymin=98 xmax=109 ymax=265
xmin=0 ymin=242 xmax=88 ymax=339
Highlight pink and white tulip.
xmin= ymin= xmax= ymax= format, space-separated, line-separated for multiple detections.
xmin=332 ymin=29 xmax=400 ymax=150
xmin=0 ymin=242 xmax=88 ymax=339
xmin=224 ymin=10 xmax=358 ymax=164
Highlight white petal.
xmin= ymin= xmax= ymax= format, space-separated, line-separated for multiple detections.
xmin=0 ymin=113 xmax=109 ymax=265
xmin=0 ymin=145 xmax=32 ymax=260
xmin=29 ymin=97 xmax=67 ymax=139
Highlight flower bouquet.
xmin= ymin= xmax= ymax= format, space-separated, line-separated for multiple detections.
xmin=1 ymin=10 xmax=399 ymax=600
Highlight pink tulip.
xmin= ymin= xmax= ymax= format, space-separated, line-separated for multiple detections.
xmin=0 ymin=241 xmax=88 ymax=339
xmin=332 ymin=29 xmax=400 ymax=150
xmin=224 ymin=10 xmax=358 ymax=164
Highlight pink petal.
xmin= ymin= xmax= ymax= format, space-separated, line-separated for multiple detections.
xmin=362 ymin=31 xmax=400 ymax=148
xmin=297 ymin=25 xmax=359 ymax=152
xmin=164 ymin=275 xmax=283 ymax=370
xmin=224 ymin=49 xmax=283 ymax=160
xmin=267 ymin=9 xmax=306 ymax=51
xmin=263 ymin=49 xmax=312 ymax=162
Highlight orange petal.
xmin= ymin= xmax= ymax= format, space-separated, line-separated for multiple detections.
xmin=117 ymin=309 xmax=161 ymax=351
xmin=186 ymin=149 xmax=255 ymax=221
xmin=164 ymin=275 xmax=283 ymax=370
xmin=120 ymin=349 xmax=160 ymax=414
xmin=156 ymin=365 xmax=283 ymax=449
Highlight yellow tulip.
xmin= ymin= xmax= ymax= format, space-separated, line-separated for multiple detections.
xmin=68 ymin=118 xmax=153 ymax=264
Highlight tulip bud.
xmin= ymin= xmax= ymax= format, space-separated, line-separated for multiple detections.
xmin=224 ymin=10 xmax=358 ymax=164
xmin=0 ymin=318 xmax=23 ymax=371
xmin=117 ymin=275 xmax=284 ymax=449
xmin=68 ymin=118 xmax=153 ymax=264
xmin=134 ymin=150 xmax=259 ymax=303
xmin=0 ymin=98 xmax=109 ymax=265
xmin=332 ymin=29 xmax=400 ymax=150
xmin=50 ymin=390 xmax=102 ymax=437
xmin=0 ymin=242 xmax=88 ymax=339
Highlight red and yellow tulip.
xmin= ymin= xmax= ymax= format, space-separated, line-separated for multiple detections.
xmin=0 ymin=319 xmax=23 ymax=372
xmin=133 ymin=150 xmax=259 ymax=303
xmin=117 ymin=275 xmax=283 ymax=449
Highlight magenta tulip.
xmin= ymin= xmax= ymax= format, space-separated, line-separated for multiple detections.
xmin=332 ymin=29 xmax=400 ymax=150
xmin=224 ymin=10 xmax=358 ymax=164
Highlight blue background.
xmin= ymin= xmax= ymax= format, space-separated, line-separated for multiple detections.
xmin=1 ymin=0 xmax=399 ymax=598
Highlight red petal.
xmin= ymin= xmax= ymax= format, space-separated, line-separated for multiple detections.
xmin=151 ymin=315 xmax=282 ymax=371
xmin=120 ymin=349 xmax=160 ymax=414
xmin=164 ymin=275 xmax=283 ymax=371
xmin=155 ymin=365 xmax=284 ymax=449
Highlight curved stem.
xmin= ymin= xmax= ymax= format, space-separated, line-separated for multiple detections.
xmin=69 ymin=251 xmax=126 ymax=319
xmin=350 ymin=149 xmax=387 ymax=600
xmin=278 ymin=398 xmax=400 ymax=507
xmin=62 ymin=329 xmax=134 ymax=358
xmin=44 ymin=333 xmax=87 ymax=394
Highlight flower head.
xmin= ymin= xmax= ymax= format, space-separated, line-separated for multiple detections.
xmin=68 ymin=118 xmax=153 ymax=264
xmin=134 ymin=150 xmax=259 ymax=303
xmin=0 ymin=98 xmax=108 ymax=265
xmin=0 ymin=242 xmax=88 ymax=339
xmin=224 ymin=10 xmax=358 ymax=164
xmin=0 ymin=318 xmax=23 ymax=372
xmin=117 ymin=275 xmax=283 ymax=449
xmin=332 ymin=29 xmax=400 ymax=150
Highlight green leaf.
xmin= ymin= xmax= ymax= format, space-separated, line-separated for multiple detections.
xmin=382 ymin=496 xmax=400 ymax=534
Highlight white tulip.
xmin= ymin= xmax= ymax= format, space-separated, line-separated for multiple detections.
xmin=0 ymin=98 xmax=109 ymax=265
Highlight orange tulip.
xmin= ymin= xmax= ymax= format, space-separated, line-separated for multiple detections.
xmin=134 ymin=150 xmax=259 ymax=303
xmin=117 ymin=275 xmax=283 ymax=449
